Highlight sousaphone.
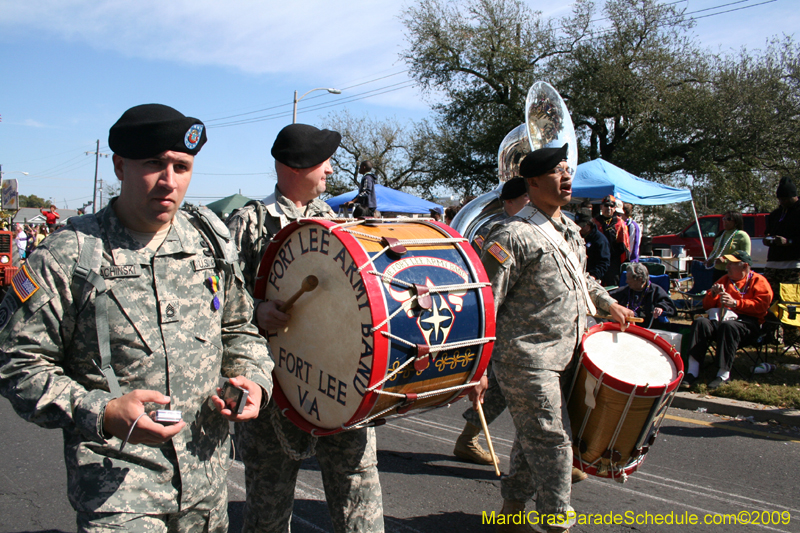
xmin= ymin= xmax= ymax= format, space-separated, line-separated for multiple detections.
xmin=451 ymin=81 xmax=577 ymax=242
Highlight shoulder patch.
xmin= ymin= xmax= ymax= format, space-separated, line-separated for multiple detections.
xmin=473 ymin=234 xmax=486 ymax=250
xmin=11 ymin=265 xmax=40 ymax=302
xmin=486 ymin=242 xmax=510 ymax=264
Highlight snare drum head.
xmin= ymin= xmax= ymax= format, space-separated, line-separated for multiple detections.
xmin=582 ymin=329 xmax=678 ymax=387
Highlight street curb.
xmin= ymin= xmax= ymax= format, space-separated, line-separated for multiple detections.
xmin=671 ymin=391 xmax=800 ymax=426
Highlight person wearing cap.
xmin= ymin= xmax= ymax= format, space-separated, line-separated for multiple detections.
xmin=226 ymin=123 xmax=384 ymax=533
xmin=343 ymin=160 xmax=379 ymax=217
xmin=0 ymin=103 xmax=274 ymax=531
xmin=593 ymin=194 xmax=630 ymax=286
xmin=764 ymin=176 xmax=800 ymax=344
xmin=576 ymin=212 xmax=611 ymax=281
xmin=469 ymin=177 xmax=529 ymax=254
xmin=471 ymin=144 xmax=633 ymax=532
xmin=452 ymin=178 xmax=528 ymax=464
xmin=681 ymin=250 xmax=772 ymax=390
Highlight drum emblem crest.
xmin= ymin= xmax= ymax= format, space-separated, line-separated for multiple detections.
xmin=418 ymin=280 xmax=454 ymax=345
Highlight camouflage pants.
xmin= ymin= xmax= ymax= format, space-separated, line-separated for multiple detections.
xmin=493 ymin=361 xmax=574 ymax=523
xmin=462 ymin=362 xmax=507 ymax=427
xmin=235 ymin=401 xmax=384 ymax=533
xmin=76 ymin=483 xmax=227 ymax=533
xmin=764 ymin=268 xmax=800 ymax=341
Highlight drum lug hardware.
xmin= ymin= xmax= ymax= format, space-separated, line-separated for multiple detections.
xmin=602 ymin=449 xmax=622 ymax=463
xmin=631 ymin=448 xmax=642 ymax=458
xmin=381 ymin=237 xmax=407 ymax=258
xmin=414 ymin=284 xmax=433 ymax=310
xmin=397 ymin=393 xmax=418 ymax=414
xmin=365 ymin=418 xmax=387 ymax=428
xmin=414 ymin=345 xmax=431 ymax=371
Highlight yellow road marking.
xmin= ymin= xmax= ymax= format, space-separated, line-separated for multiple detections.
xmin=665 ymin=414 xmax=800 ymax=443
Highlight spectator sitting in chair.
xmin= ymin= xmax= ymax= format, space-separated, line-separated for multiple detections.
xmin=609 ymin=262 xmax=676 ymax=328
xmin=680 ymin=251 xmax=773 ymax=391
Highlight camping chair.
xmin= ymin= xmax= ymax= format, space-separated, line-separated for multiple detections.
xmin=673 ymin=260 xmax=714 ymax=319
xmin=731 ymin=315 xmax=781 ymax=379
xmin=769 ymin=282 xmax=800 ymax=357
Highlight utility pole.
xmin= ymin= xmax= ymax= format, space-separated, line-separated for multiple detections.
xmin=85 ymin=140 xmax=109 ymax=214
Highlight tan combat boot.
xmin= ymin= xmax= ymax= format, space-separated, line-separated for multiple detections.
xmin=496 ymin=500 xmax=537 ymax=533
xmin=571 ymin=467 xmax=588 ymax=483
xmin=453 ymin=422 xmax=493 ymax=465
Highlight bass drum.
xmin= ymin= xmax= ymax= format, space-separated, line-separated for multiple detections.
xmin=255 ymin=218 xmax=495 ymax=435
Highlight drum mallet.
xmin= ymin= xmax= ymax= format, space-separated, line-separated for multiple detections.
xmin=476 ymin=401 xmax=501 ymax=477
xmin=278 ymin=275 xmax=319 ymax=313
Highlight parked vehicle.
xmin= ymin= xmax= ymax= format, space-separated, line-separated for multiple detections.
xmin=651 ymin=213 xmax=769 ymax=270
xmin=0 ymin=229 xmax=19 ymax=296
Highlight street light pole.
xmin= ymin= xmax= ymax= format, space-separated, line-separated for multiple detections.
xmin=292 ymin=87 xmax=342 ymax=123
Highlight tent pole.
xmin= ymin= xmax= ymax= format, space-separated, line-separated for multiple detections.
xmin=690 ymin=198 xmax=707 ymax=261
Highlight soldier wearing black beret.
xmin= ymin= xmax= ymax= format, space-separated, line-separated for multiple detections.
xmin=0 ymin=103 xmax=274 ymax=532
xmin=226 ymin=124 xmax=386 ymax=533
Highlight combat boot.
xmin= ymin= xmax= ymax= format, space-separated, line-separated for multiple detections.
xmin=495 ymin=500 xmax=537 ymax=533
xmin=571 ymin=467 xmax=588 ymax=483
xmin=453 ymin=422 xmax=493 ymax=465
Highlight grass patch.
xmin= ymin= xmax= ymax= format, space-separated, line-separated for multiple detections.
xmin=692 ymin=347 xmax=800 ymax=409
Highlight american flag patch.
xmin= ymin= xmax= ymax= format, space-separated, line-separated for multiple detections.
xmin=12 ymin=265 xmax=40 ymax=303
xmin=473 ymin=235 xmax=485 ymax=250
xmin=486 ymin=242 xmax=510 ymax=264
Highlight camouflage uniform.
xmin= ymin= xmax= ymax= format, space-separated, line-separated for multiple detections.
xmin=480 ymin=207 xmax=615 ymax=525
xmin=227 ymin=186 xmax=384 ymax=533
xmin=0 ymin=201 xmax=274 ymax=531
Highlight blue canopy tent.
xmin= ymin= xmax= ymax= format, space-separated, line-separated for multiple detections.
xmin=572 ymin=159 xmax=692 ymax=205
xmin=326 ymin=183 xmax=444 ymax=215
xmin=572 ymin=158 xmax=706 ymax=258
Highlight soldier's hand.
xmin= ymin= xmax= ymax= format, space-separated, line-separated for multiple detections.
xmin=212 ymin=376 xmax=263 ymax=421
xmin=609 ymin=302 xmax=634 ymax=331
xmin=774 ymin=236 xmax=788 ymax=246
xmin=256 ymin=300 xmax=290 ymax=331
xmin=468 ymin=374 xmax=489 ymax=411
xmin=104 ymin=390 xmax=185 ymax=446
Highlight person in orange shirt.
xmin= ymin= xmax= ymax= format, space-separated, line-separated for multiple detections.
xmin=680 ymin=250 xmax=773 ymax=390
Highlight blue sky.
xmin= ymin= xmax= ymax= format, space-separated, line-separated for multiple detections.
xmin=0 ymin=0 xmax=797 ymax=211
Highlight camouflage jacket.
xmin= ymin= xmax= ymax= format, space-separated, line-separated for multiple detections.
xmin=226 ymin=186 xmax=335 ymax=297
xmin=0 ymin=201 xmax=273 ymax=514
xmin=481 ymin=208 xmax=616 ymax=371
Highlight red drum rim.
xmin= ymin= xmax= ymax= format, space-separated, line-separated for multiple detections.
xmin=256 ymin=218 xmax=495 ymax=435
xmin=574 ymin=455 xmax=645 ymax=479
xmin=579 ymin=322 xmax=684 ymax=397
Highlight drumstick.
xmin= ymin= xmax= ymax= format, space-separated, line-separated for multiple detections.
xmin=278 ymin=275 xmax=319 ymax=313
xmin=476 ymin=401 xmax=501 ymax=477
xmin=627 ymin=317 xmax=644 ymax=323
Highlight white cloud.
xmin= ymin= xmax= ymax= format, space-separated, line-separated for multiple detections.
xmin=0 ymin=0 xmax=406 ymax=76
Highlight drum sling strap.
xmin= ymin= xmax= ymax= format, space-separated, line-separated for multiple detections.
xmin=73 ymin=234 xmax=122 ymax=398
xmin=517 ymin=205 xmax=597 ymax=316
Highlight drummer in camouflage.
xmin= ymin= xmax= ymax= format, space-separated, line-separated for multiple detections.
xmin=226 ymin=123 xmax=384 ymax=533
xmin=470 ymin=144 xmax=632 ymax=533
xmin=0 ymin=103 xmax=274 ymax=532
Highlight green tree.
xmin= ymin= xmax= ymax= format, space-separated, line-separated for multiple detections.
xmin=401 ymin=0 xmax=591 ymax=195
xmin=18 ymin=195 xmax=49 ymax=208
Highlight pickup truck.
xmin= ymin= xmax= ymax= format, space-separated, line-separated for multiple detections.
xmin=651 ymin=214 xmax=769 ymax=270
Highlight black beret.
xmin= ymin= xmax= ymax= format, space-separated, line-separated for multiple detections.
xmin=271 ymin=124 xmax=342 ymax=168
xmin=519 ymin=144 xmax=569 ymax=178
xmin=109 ymin=104 xmax=207 ymax=159
xmin=777 ymin=176 xmax=797 ymax=198
xmin=499 ymin=177 xmax=527 ymax=200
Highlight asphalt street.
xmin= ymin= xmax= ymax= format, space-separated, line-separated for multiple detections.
xmin=1 ymin=397 xmax=799 ymax=533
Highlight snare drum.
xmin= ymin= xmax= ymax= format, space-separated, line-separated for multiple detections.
xmin=567 ymin=322 xmax=684 ymax=480
xmin=255 ymin=219 xmax=495 ymax=435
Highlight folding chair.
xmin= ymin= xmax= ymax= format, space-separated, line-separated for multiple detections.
xmin=769 ymin=282 xmax=800 ymax=356
xmin=673 ymin=260 xmax=714 ymax=319
xmin=732 ymin=315 xmax=781 ymax=378
xmin=621 ymin=261 xmax=667 ymax=277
